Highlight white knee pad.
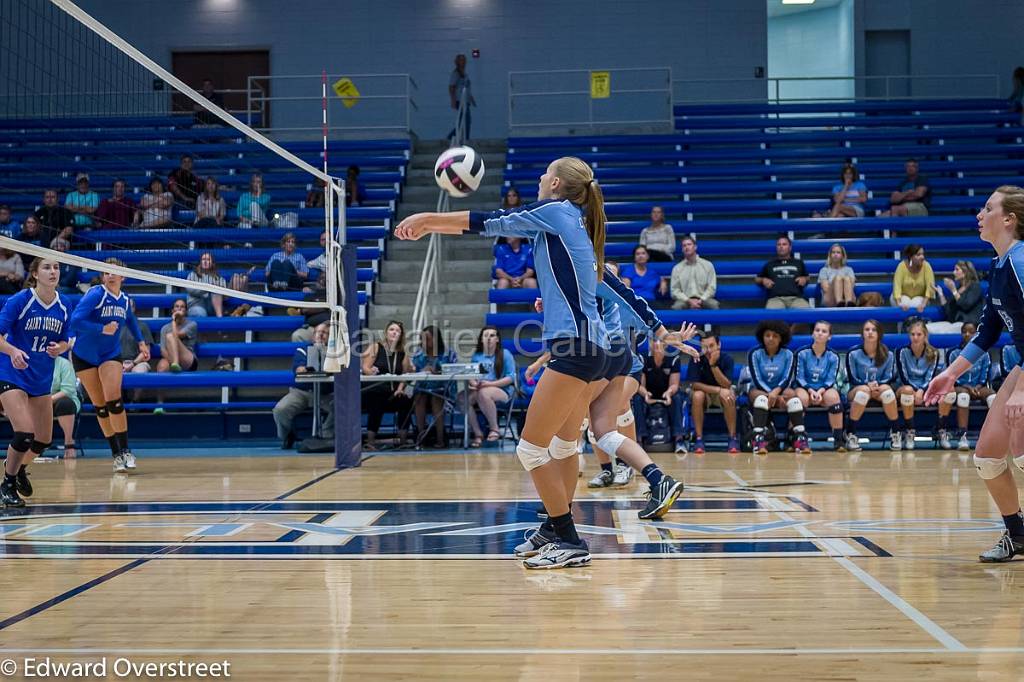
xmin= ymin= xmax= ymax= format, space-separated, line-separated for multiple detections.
xmin=516 ymin=439 xmax=551 ymax=471
xmin=617 ymin=410 xmax=635 ymax=428
xmin=900 ymin=392 xmax=916 ymax=407
xmin=1014 ymin=454 xmax=1024 ymax=473
xmin=974 ymin=454 xmax=1008 ymax=480
xmin=786 ymin=397 xmax=804 ymax=413
xmin=549 ymin=435 xmax=578 ymax=460
xmin=880 ymin=389 xmax=896 ymax=405
xmin=596 ymin=431 xmax=628 ymax=457
xmin=586 ymin=429 xmax=598 ymax=446
xmin=942 ymin=392 xmax=957 ymax=405
xmin=753 ymin=395 xmax=769 ymax=410
xmin=987 ymin=393 xmax=997 ymax=408
xmin=852 ymin=390 xmax=870 ymax=406
xmin=957 ymin=392 xmax=971 ymax=408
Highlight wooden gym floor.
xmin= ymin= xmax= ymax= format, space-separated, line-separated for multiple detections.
xmin=1 ymin=447 xmax=1023 ymax=680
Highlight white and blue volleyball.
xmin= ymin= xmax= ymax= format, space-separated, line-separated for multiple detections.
xmin=434 ymin=146 xmax=485 ymax=198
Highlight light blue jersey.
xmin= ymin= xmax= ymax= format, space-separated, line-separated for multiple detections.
xmin=597 ymin=267 xmax=664 ymax=375
xmin=794 ymin=345 xmax=840 ymax=390
xmin=0 ymin=289 xmax=71 ymax=396
xmin=897 ymin=346 xmax=943 ymax=390
xmin=471 ymin=200 xmax=608 ymax=349
xmin=947 ymin=346 xmax=991 ymax=387
xmin=845 ymin=345 xmax=896 ymax=385
xmin=1003 ymin=344 xmax=1022 ymax=375
xmin=747 ymin=347 xmax=794 ymax=391
xmin=69 ymin=285 xmax=145 ymax=365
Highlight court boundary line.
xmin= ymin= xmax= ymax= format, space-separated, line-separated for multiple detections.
xmin=273 ymin=468 xmax=342 ymax=500
xmin=724 ymin=469 xmax=968 ymax=652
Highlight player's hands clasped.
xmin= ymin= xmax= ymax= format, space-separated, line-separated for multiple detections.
xmin=101 ymin=321 xmax=119 ymax=335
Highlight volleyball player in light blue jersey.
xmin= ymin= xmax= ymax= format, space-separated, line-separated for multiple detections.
xmin=792 ymin=321 xmax=843 ymax=453
xmin=69 ymin=258 xmax=150 ymax=474
xmin=397 ymin=157 xmax=695 ymax=569
xmin=926 ymin=186 xmax=1024 ymax=562
xmin=0 ymin=258 xmax=72 ymax=508
xmin=896 ymin=319 xmax=946 ymax=452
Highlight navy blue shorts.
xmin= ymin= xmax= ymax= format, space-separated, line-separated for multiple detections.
xmin=545 ymin=338 xmax=609 ymax=383
xmin=602 ymin=342 xmax=634 ymax=381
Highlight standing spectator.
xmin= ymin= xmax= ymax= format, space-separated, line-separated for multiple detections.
xmin=50 ymin=238 xmax=81 ymax=294
xmin=137 ymin=177 xmax=173 ymax=228
xmin=266 ymin=232 xmax=308 ymax=291
xmin=493 ymin=237 xmax=537 ymax=289
xmin=818 ymin=243 xmax=856 ymax=307
xmin=50 ymin=355 xmax=80 ymax=459
xmin=685 ymin=331 xmax=738 ymax=454
xmin=633 ymin=338 xmax=687 ymax=452
xmin=638 ymin=206 xmax=676 ymax=262
xmin=237 ymin=173 xmax=271 ymax=228
xmin=459 ymin=326 xmax=515 ymax=447
xmin=346 ymin=166 xmax=363 ymax=208
xmin=64 ymin=173 xmax=99 ymax=231
xmin=156 ymin=299 xmax=199 ymax=374
xmin=0 ymin=247 xmax=25 ymax=294
xmin=502 ymin=186 xmax=523 ymax=209
xmin=934 ymin=260 xmax=983 ymax=330
xmin=827 ymin=163 xmax=868 ymax=218
xmin=16 ymin=216 xmax=45 ymax=270
xmin=620 ymin=245 xmax=668 ymax=302
xmin=885 ymin=158 xmax=931 ymax=217
xmin=34 ymin=189 xmax=74 ymax=244
xmin=447 ymin=54 xmax=475 ymax=141
xmin=186 ymin=252 xmax=226 ymax=318
xmin=892 ymin=243 xmax=935 ymax=313
xmin=670 ymin=235 xmax=719 ymax=310
xmin=411 ymin=325 xmax=456 ymax=448
xmin=168 ymin=154 xmax=202 ymax=210
xmin=194 ymin=78 xmax=225 ymax=125
xmin=755 ymin=235 xmax=809 ymax=309
xmin=195 ymin=177 xmax=226 ymax=228
xmin=0 ymin=205 xmax=21 ymax=238
xmin=306 ymin=178 xmax=326 ymax=209
xmin=95 ymin=179 xmax=136 ymax=229
xmin=362 ymin=321 xmax=414 ymax=450
xmin=273 ymin=322 xmax=334 ymax=449
xmin=746 ymin=319 xmax=800 ymax=455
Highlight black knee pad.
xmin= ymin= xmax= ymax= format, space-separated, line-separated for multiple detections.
xmin=95 ymin=405 xmax=110 ymax=419
xmin=828 ymin=404 xmax=844 ymax=414
xmin=11 ymin=431 xmax=33 ymax=454
xmin=30 ymin=440 xmax=51 ymax=455
xmin=105 ymin=399 xmax=125 ymax=415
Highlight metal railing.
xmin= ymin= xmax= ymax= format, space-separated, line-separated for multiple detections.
xmin=246 ymin=73 xmax=417 ymax=135
xmin=508 ymin=67 xmax=673 ymax=133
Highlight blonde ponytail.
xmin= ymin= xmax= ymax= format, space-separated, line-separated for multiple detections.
xmin=551 ymin=157 xmax=607 ymax=280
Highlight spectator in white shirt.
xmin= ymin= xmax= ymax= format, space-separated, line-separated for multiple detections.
xmin=670 ymin=236 xmax=719 ymax=310
xmin=638 ymin=206 xmax=676 ymax=262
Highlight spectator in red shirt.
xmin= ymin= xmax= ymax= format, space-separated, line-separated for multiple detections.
xmin=96 ymin=179 xmax=137 ymax=229
xmin=168 ymin=154 xmax=202 ymax=210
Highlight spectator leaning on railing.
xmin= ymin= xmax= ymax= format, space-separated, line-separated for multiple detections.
xmin=670 ymin=235 xmax=718 ymax=310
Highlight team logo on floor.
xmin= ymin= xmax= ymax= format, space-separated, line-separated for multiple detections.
xmin=0 ymin=499 xmax=893 ymax=559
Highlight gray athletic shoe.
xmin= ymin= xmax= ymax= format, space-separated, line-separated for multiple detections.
xmin=522 ymin=540 xmax=591 ymax=570
xmin=612 ymin=463 xmax=634 ymax=486
xmin=889 ymin=430 xmax=903 ymax=452
xmin=514 ymin=526 xmax=557 ymax=557
xmin=112 ymin=454 xmax=127 ymax=473
xmin=123 ymin=452 xmax=137 ymax=470
xmin=638 ymin=476 xmax=684 ymax=519
xmin=957 ymin=433 xmax=971 ymax=451
xmin=845 ymin=433 xmax=863 ymax=452
xmin=587 ymin=469 xmax=614 ymax=488
xmin=938 ymin=430 xmax=952 ymax=450
xmin=904 ymin=429 xmax=916 ymax=451
xmin=980 ymin=532 xmax=1024 ymax=563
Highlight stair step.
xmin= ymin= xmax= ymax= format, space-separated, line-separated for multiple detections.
xmin=375 ymin=280 xmax=491 ymax=294
xmin=416 ymin=138 xmax=507 ymax=154
xmin=375 ymin=288 xmax=489 ymax=305
xmin=367 ymin=313 xmax=489 ymax=331
xmin=410 ymin=152 xmax=506 ymax=169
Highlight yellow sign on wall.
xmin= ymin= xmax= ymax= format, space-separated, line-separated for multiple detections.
xmin=590 ymin=71 xmax=610 ymax=99
xmin=332 ymin=77 xmax=361 ymax=108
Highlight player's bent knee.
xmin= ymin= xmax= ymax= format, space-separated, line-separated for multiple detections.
xmin=549 ymin=435 xmax=577 ymax=460
xmin=10 ymin=431 xmax=33 ymax=454
xmin=974 ymin=455 xmax=1008 ymax=480
xmin=828 ymin=403 xmax=843 ymax=414
xmin=29 ymin=440 xmax=50 ymax=455
xmin=880 ymin=389 xmax=896 ymax=405
xmin=105 ymin=399 xmax=125 ymax=415
xmin=943 ymin=392 xmax=957 ymax=405
xmin=753 ymin=395 xmax=769 ymax=410
xmin=957 ymin=392 xmax=972 ymax=408
xmin=852 ymin=390 xmax=870 ymax=406
xmin=516 ymin=439 xmax=551 ymax=471
xmin=616 ymin=410 xmax=635 ymax=428
xmin=596 ymin=431 xmax=627 ymax=457
xmin=900 ymin=393 xmax=916 ymax=407
xmin=786 ymin=397 xmax=803 ymax=413
xmin=95 ymin=405 xmax=110 ymax=419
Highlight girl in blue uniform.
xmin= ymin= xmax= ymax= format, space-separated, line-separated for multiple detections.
xmin=896 ymin=319 xmax=947 ymax=451
xmin=793 ymin=321 xmax=843 ymax=453
xmin=0 ymin=258 xmax=72 ymax=508
xmin=845 ymin=319 xmax=900 ymax=452
xmin=396 ymin=157 xmax=693 ymax=569
xmin=944 ymin=322 xmax=994 ymax=451
xmin=927 ymin=186 xmax=1024 ymax=562
xmin=746 ymin=319 xmax=800 ymax=455
xmin=69 ymin=258 xmax=149 ymax=474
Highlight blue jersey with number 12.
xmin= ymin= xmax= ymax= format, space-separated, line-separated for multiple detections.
xmin=0 ymin=288 xmax=71 ymax=395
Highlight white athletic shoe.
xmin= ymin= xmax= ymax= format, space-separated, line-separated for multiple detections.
xmin=522 ymin=540 xmax=591 ymax=570
xmin=889 ymin=430 xmax=903 ymax=451
xmin=123 ymin=452 xmax=137 ymax=470
xmin=112 ymin=454 xmax=127 ymax=473
xmin=612 ymin=463 xmax=634 ymax=486
xmin=587 ymin=469 xmax=614 ymax=488
xmin=845 ymin=433 xmax=863 ymax=452
xmin=938 ymin=430 xmax=952 ymax=450
xmin=904 ymin=429 xmax=916 ymax=451
xmin=958 ymin=433 xmax=971 ymax=451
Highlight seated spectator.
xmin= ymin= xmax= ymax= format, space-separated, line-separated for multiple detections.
xmin=826 ymin=163 xmax=868 ymax=218
xmin=0 ymin=247 xmax=25 ymax=294
xmin=934 ymin=260 xmax=983 ymax=331
xmin=237 ymin=173 xmax=271 ymax=227
xmin=639 ymin=206 xmax=676 ymax=262
xmin=892 ymin=243 xmax=935 ymax=313
xmin=620 ymin=246 xmax=667 ymax=302
xmin=34 ymin=189 xmax=74 ymax=244
xmin=273 ymin=322 xmax=335 ymax=449
xmin=818 ymin=243 xmax=856 ymax=307
xmin=459 ymin=326 xmax=515 ymax=447
xmin=895 ymin=319 xmax=946 ymax=451
xmin=226 ymin=267 xmax=260 ymax=317
xmin=266 ymin=232 xmax=308 ymax=291
xmin=168 ymin=154 xmax=202 ymax=210
xmin=121 ymin=299 xmax=154 ymax=403
xmin=346 ymin=165 xmax=363 ymax=208
xmin=194 ymin=78 xmax=225 ymax=125
xmin=746 ymin=319 xmax=801 ymax=455
xmin=362 ymin=321 xmax=414 ymax=450
xmin=95 ymin=179 xmax=136 ymax=229
xmin=844 ymin=319 xmax=900 ymax=452
xmin=137 ymin=177 xmax=173 ymax=228
xmin=156 ymin=299 xmax=200 ymax=374
xmin=685 ymin=331 xmax=737 ymax=453
xmin=186 ymin=252 xmax=226 ymax=317
xmin=306 ymin=178 xmax=326 ymax=209
xmin=50 ymin=238 xmax=81 ymax=294
xmin=502 ymin=186 xmax=523 ymax=209
xmin=755 ymin=235 xmax=809 ymax=309
xmin=0 ymin=204 xmax=21 ymax=238
xmin=195 ymin=177 xmax=226 ymax=227
xmin=494 ymin=237 xmax=537 ymax=289
xmin=633 ymin=337 xmax=686 ymax=452
xmin=290 ymin=272 xmax=329 ymax=343
xmin=670 ymin=235 xmax=719 ymax=310
xmin=945 ymin=322 xmax=993 ymax=451
xmin=885 ymin=158 xmax=931 ymax=217
xmin=16 ymin=215 xmax=45 ymax=268
xmin=411 ymin=325 xmax=457 ymax=448
xmin=50 ymin=355 xmax=80 ymax=459
xmin=64 ymin=173 xmax=99 ymax=231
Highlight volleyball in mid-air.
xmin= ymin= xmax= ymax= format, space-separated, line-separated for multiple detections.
xmin=434 ymin=146 xmax=485 ymax=198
